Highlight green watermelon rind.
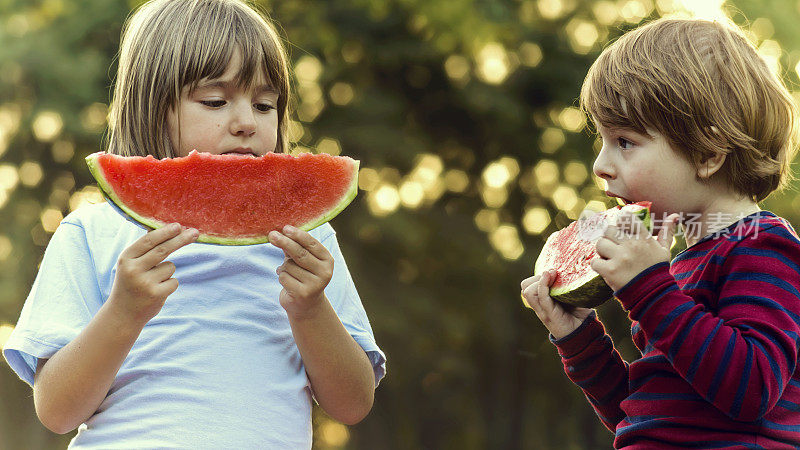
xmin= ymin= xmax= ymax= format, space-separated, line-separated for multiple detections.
xmin=85 ymin=152 xmax=359 ymax=246
xmin=534 ymin=203 xmax=652 ymax=308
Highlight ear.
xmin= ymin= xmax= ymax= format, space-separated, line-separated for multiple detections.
xmin=697 ymin=152 xmax=726 ymax=179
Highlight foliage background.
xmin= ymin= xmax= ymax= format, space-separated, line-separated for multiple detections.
xmin=2 ymin=0 xmax=800 ymax=448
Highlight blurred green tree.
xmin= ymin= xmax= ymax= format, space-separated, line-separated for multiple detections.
xmin=2 ymin=0 xmax=800 ymax=448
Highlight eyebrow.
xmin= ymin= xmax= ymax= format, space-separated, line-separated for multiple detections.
xmin=195 ymin=80 xmax=277 ymax=95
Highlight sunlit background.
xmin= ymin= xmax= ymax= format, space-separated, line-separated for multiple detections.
xmin=3 ymin=0 xmax=800 ymax=448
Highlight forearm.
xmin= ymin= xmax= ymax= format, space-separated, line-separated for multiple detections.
xmin=33 ymin=298 xmax=144 ymax=434
xmin=288 ymin=295 xmax=375 ymax=425
xmin=553 ymin=313 xmax=629 ymax=431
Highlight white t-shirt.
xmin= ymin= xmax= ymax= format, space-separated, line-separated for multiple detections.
xmin=3 ymin=201 xmax=386 ymax=449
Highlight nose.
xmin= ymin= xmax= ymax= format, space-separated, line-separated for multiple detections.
xmin=592 ymin=144 xmax=615 ymax=181
xmin=229 ymin=100 xmax=256 ymax=137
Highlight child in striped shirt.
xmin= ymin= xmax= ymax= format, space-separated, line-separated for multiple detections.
xmin=521 ymin=17 xmax=800 ymax=449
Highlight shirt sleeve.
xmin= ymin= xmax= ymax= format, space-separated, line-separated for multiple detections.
xmin=318 ymin=226 xmax=387 ymax=388
xmin=551 ymin=311 xmax=630 ymax=432
xmin=2 ymin=221 xmax=103 ymax=387
xmin=614 ymin=229 xmax=800 ymax=421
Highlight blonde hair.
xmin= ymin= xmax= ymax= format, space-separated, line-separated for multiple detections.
xmin=106 ymin=0 xmax=291 ymax=158
xmin=580 ymin=17 xmax=798 ymax=202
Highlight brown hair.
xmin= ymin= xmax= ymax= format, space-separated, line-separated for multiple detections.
xmin=580 ymin=17 xmax=798 ymax=202
xmin=106 ymin=0 xmax=291 ymax=158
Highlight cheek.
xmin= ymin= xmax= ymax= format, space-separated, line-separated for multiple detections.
xmin=263 ymin=116 xmax=279 ymax=151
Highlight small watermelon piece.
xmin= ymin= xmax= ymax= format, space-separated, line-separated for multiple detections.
xmin=534 ymin=201 xmax=653 ymax=308
xmin=85 ymin=150 xmax=359 ymax=245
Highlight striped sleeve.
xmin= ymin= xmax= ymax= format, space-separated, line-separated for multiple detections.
xmin=551 ymin=312 xmax=630 ymax=431
xmin=614 ymin=230 xmax=800 ymax=422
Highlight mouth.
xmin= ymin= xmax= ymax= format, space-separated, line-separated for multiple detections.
xmin=222 ymin=148 xmax=258 ymax=157
xmin=605 ymin=191 xmax=634 ymax=206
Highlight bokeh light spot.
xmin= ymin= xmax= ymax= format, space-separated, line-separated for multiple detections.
xmin=522 ymin=207 xmax=551 ymax=235
xmin=368 ymin=184 xmax=400 ymax=216
xmin=593 ymin=1 xmax=620 ymax=25
xmin=319 ymin=419 xmax=349 ymax=447
xmin=399 ymin=181 xmax=425 ymax=208
xmin=295 ymin=56 xmax=323 ymax=83
xmin=317 ymin=138 xmax=341 ymax=156
xmin=539 ymin=127 xmax=565 ymax=153
xmin=444 ymin=55 xmax=470 ymax=85
xmin=552 ymin=185 xmax=579 ymax=211
xmin=444 ymin=169 xmax=469 ymax=193
xmin=358 ymin=167 xmax=380 ymax=192
xmin=490 ymin=224 xmax=524 ymax=260
xmin=19 ymin=161 xmax=43 ymax=187
xmin=558 ymin=107 xmax=587 ymax=132
xmin=564 ymin=161 xmax=589 ymax=185
xmin=51 ymin=140 xmax=75 ymax=163
xmin=476 ymin=43 xmax=512 ymax=85
xmin=474 ymin=208 xmax=500 ymax=232
xmin=81 ymin=102 xmax=108 ymax=133
xmin=519 ymin=42 xmax=543 ymax=67
xmin=40 ymin=208 xmax=63 ymax=233
xmin=32 ymin=111 xmax=63 ymax=142
xmin=567 ymin=19 xmax=599 ymax=54
xmin=329 ymin=82 xmax=355 ymax=106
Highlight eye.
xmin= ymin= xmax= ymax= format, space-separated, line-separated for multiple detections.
xmin=255 ymin=103 xmax=275 ymax=112
xmin=201 ymin=100 xmax=226 ymax=108
xmin=617 ymin=137 xmax=634 ymax=150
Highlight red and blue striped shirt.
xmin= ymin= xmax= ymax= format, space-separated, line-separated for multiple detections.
xmin=552 ymin=210 xmax=800 ymax=449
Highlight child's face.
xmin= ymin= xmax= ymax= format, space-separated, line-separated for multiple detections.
xmin=592 ymin=125 xmax=704 ymax=223
xmin=167 ymin=49 xmax=279 ymax=158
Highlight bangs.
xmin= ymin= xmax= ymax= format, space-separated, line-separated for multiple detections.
xmin=177 ymin=1 xmax=288 ymax=99
xmin=579 ymin=48 xmax=656 ymax=137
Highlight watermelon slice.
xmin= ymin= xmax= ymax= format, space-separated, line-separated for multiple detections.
xmin=534 ymin=201 xmax=652 ymax=308
xmin=85 ymin=150 xmax=359 ymax=245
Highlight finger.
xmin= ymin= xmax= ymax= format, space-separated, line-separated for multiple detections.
xmin=537 ymin=271 xmax=557 ymax=310
xmin=277 ymin=269 xmax=304 ymax=297
xmin=123 ymin=223 xmax=183 ymax=259
xmin=154 ymin=277 xmax=180 ymax=298
xmin=521 ymin=275 xmax=541 ymax=291
xmin=138 ymin=227 xmax=199 ymax=268
xmin=590 ymin=256 xmax=609 ymax=275
xmin=521 ymin=283 xmax=540 ymax=311
xmin=269 ymin=230 xmax=322 ymax=271
xmin=594 ymin=237 xmax=618 ymax=259
xmin=657 ymin=213 xmax=681 ymax=249
xmin=603 ymin=225 xmax=623 ymax=243
xmin=281 ymin=225 xmax=331 ymax=261
xmin=277 ymin=259 xmax=315 ymax=283
xmin=545 ymin=269 xmax=558 ymax=287
xmin=150 ymin=261 xmax=176 ymax=282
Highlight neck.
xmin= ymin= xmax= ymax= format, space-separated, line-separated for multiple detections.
xmin=681 ymin=195 xmax=761 ymax=248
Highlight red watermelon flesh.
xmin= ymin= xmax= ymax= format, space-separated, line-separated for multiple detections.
xmin=86 ymin=150 xmax=359 ymax=245
xmin=534 ymin=201 xmax=652 ymax=308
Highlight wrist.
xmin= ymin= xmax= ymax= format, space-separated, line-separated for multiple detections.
xmin=284 ymin=294 xmax=329 ymax=322
xmin=551 ymin=318 xmax=585 ymax=340
xmin=103 ymin=296 xmax=149 ymax=336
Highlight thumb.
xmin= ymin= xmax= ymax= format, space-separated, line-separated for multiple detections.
xmin=657 ymin=214 xmax=680 ymax=248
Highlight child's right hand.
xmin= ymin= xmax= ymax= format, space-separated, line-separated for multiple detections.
xmin=108 ymin=223 xmax=199 ymax=326
xmin=521 ymin=270 xmax=594 ymax=340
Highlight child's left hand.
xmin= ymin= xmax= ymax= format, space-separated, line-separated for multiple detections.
xmin=269 ymin=225 xmax=334 ymax=319
xmin=591 ymin=212 xmax=680 ymax=292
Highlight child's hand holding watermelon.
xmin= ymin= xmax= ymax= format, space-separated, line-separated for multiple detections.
xmin=521 ymin=270 xmax=594 ymax=339
xmin=270 ymin=225 xmax=334 ymax=318
xmin=109 ymin=223 xmax=199 ymax=326
xmin=591 ymin=212 xmax=680 ymax=292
